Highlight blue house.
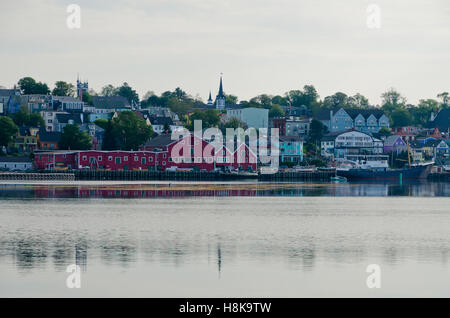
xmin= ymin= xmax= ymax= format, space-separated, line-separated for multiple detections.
xmin=317 ymin=108 xmax=389 ymax=134
xmin=279 ymin=136 xmax=304 ymax=163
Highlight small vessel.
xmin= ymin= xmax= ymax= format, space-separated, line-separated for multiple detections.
xmin=330 ymin=176 xmax=347 ymax=182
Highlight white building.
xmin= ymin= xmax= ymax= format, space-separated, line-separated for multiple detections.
xmin=0 ymin=157 xmax=33 ymax=171
xmin=227 ymin=107 xmax=269 ymax=129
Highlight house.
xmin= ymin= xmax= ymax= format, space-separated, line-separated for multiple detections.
xmin=54 ymin=113 xmax=83 ymax=132
xmin=321 ymin=129 xmax=383 ymax=159
xmin=428 ymin=109 xmax=450 ymax=134
xmin=92 ymin=96 xmax=131 ymax=114
xmin=14 ymin=126 xmax=39 ymax=153
xmin=383 ymin=135 xmax=407 ymax=154
xmin=0 ymin=156 xmax=33 ymax=171
xmin=23 ymin=94 xmax=53 ymax=113
xmin=317 ymin=107 xmax=389 ymax=134
xmin=147 ymin=116 xmax=183 ymax=135
xmin=270 ymin=118 xmax=287 ymax=135
xmin=40 ymin=111 xmax=68 ymax=132
xmin=37 ymin=129 xmax=61 ymax=150
xmin=52 ymin=96 xmax=84 ymax=113
xmin=392 ymin=126 xmax=419 ymax=142
xmin=285 ymin=118 xmax=311 ymax=137
xmin=79 ymin=123 xmax=105 ymax=150
xmin=279 ymin=136 xmax=304 ymax=163
xmin=227 ymin=107 xmax=269 ymax=129
xmin=0 ymin=88 xmax=21 ymax=114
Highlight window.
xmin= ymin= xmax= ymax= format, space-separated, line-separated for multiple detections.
xmin=148 ymin=157 xmax=153 ymax=162
xmin=134 ymin=156 xmax=138 ymax=162
xmin=141 ymin=157 xmax=146 ymax=164
xmin=82 ymin=156 xmax=87 ymax=161
xmin=108 ymin=156 xmax=112 ymax=161
xmin=115 ymin=157 xmax=121 ymax=164
xmin=163 ymin=154 xmax=167 ymax=159
xmin=90 ymin=157 xmax=95 ymax=164
xmin=124 ymin=156 xmax=128 ymax=161
xmin=162 ymin=161 xmax=166 ymax=165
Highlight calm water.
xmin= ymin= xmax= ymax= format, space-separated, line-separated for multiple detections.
xmin=0 ymin=181 xmax=449 ymax=297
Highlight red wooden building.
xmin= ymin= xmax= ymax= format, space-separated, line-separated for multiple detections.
xmin=34 ymin=133 xmax=257 ymax=172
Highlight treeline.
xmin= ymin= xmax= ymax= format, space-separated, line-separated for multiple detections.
xmin=11 ymin=76 xmax=450 ymax=128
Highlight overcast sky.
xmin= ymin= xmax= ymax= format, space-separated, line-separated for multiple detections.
xmin=1 ymin=0 xmax=449 ymax=105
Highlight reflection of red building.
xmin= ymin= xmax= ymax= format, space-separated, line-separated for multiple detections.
xmin=34 ymin=133 xmax=257 ymax=172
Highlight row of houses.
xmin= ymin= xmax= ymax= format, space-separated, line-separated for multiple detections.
xmin=320 ymin=128 xmax=450 ymax=162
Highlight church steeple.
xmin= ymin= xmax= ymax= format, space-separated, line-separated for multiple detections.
xmin=215 ymin=74 xmax=226 ymax=110
xmin=207 ymin=91 xmax=213 ymax=105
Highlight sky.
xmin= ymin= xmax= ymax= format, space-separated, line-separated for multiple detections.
xmin=0 ymin=0 xmax=449 ymax=105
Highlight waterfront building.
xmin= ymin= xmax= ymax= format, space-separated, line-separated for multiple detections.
xmin=321 ymin=129 xmax=384 ymax=159
xmin=317 ymin=107 xmax=389 ymax=134
xmin=279 ymin=136 xmax=304 ymax=163
xmin=34 ymin=132 xmax=258 ymax=172
xmin=0 ymin=156 xmax=33 ymax=171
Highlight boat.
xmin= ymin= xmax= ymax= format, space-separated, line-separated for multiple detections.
xmin=292 ymin=165 xmax=316 ymax=172
xmin=330 ymin=176 xmax=347 ymax=182
xmin=335 ymin=153 xmax=433 ymax=181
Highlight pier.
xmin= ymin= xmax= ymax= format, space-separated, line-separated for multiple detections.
xmin=0 ymin=172 xmax=75 ymax=181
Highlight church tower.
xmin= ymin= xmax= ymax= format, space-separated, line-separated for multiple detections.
xmin=215 ymin=75 xmax=226 ymax=110
xmin=207 ymin=91 xmax=213 ymax=106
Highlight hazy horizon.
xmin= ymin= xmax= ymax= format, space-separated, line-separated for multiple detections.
xmin=1 ymin=0 xmax=449 ymax=105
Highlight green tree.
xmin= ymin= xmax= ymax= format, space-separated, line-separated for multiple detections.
xmin=101 ymin=120 xmax=117 ymax=150
xmin=378 ymin=127 xmax=393 ymax=137
xmin=112 ymin=111 xmax=153 ymax=150
xmin=437 ymin=92 xmax=449 ymax=108
xmin=101 ymin=84 xmax=119 ymax=96
xmin=94 ymin=118 xmax=109 ymax=129
xmin=0 ymin=117 xmax=19 ymax=148
xmin=188 ymin=109 xmax=220 ymax=130
xmin=117 ymin=82 xmax=139 ymax=105
xmin=308 ymin=119 xmax=328 ymax=142
xmin=59 ymin=124 xmax=92 ymax=150
xmin=225 ymin=94 xmax=238 ymax=105
xmin=11 ymin=106 xmax=45 ymax=127
xmin=269 ymin=104 xmax=285 ymax=118
xmin=18 ymin=77 xmax=50 ymax=95
xmin=391 ymin=108 xmax=412 ymax=127
xmin=52 ymin=81 xmax=75 ymax=96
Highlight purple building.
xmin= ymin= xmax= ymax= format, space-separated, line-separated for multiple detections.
xmin=383 ymin=135 xmax=407 ymax=154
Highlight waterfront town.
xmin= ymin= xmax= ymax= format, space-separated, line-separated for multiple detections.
xmin=0 ymin=75 xmax=449 ymax=178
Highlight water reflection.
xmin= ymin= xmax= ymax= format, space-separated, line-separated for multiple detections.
xmin=0 ymin=181 xmax=448 ymax=198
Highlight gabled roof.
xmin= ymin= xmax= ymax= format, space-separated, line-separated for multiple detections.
xmin=149 ymin=116 xmax=174 ymax=126
xmin=316 ymin=107 xmax=386 ymax=120
xmin=38 ymin=129 xmax=61 ymax=143
xmin=384 ymin=135 xmax=405 ymax=147
xmin=92 ymin=96 xmax=130 ymax=109
xmin=142 ymin=134 xmax=178 ymax=148
xmin=56 ymin=113 xmax=82 ymax=124
xmin=429 ymin=109 xmax=450 ymax=130
xmin=0 ymin=89 xmax=20 ymax=97
xmin=0 ymin=156 xmax=32 ymax=163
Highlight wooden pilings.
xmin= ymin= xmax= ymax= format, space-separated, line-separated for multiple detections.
xmin=0 ymin=172 xmax=75 ymax=181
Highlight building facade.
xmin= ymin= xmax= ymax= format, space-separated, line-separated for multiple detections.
xmin=318 ymin=108 xmax=389 ymax=134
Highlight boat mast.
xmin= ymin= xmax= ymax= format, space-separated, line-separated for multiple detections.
xmin=406 ymin=140 xmax=411 ymax=168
